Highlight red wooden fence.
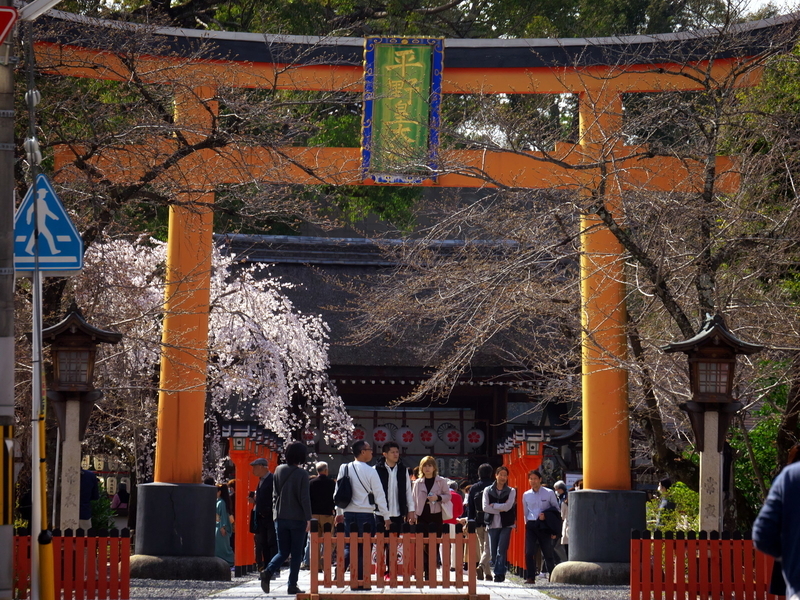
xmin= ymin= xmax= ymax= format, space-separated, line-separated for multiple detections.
xmin=305 ymin=520 xmax=489 ymax=598
xmin=631 ymin=530 xmax=783 ymax=600
xmin=13 ymin=528 xmax=131 ymax=600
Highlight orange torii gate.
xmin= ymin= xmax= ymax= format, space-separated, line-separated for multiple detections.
xmin=36 ymin=11 xmax=795 ymax=578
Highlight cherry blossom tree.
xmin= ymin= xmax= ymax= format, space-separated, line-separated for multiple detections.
xmin=69 ymin=236 xmax=352 ymax=482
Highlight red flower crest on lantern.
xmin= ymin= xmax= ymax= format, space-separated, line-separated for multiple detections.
xmin=374 ymin=429 xmax=387 ymax=442
xmin=447 ymin=430 xmax=461 ymax=443
xmin=352 ymin=426 xmax=366 ymax=441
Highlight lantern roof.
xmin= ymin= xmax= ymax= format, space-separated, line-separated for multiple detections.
xmin=42 ymin=301 xmax=123 ymax=345
xmin=661 ymin=314 xmax=763 ymax=356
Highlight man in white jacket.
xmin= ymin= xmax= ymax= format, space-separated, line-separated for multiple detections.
xmin=335 ymin=440 xmax=391 ymax=588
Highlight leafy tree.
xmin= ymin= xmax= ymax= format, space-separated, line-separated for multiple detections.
xmin=646 ymin=482 xmax=700 ymax=531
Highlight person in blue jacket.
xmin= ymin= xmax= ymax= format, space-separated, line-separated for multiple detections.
xmin=753 ymin=447 xmax=800 ymax=600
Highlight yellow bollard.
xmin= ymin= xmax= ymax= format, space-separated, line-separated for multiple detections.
xmin=37 ymin=414 xmax=54 ymax=600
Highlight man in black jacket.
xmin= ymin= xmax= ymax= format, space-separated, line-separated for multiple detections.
xmin=460 ymin=463 xmax=494 ymax=580
xmin=374 ymin=441 xmax=415 ymax=579
xmin=374 ymin=442 xmax=415 ymax=530
xmin=251 ymin=457 xmax=278 ymax=572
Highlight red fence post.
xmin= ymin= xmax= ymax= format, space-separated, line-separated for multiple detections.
xmin=120 ymin=529 xmax=131 ymax=600
xmin=13 ymin=533 xmax=32 ymax=599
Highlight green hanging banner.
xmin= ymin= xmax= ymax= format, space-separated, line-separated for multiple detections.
xmin=362 ymin=37 xmax=443 ymax=183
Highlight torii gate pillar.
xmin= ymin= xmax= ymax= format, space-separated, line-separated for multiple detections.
xmin=551 ymin=89 xmax=645 ymax=584
xmin=131 ymin=87 xmax=231 ymax=581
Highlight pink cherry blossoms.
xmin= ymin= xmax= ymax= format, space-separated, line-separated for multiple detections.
xmin=71 ymin=236 xmax=352 ymax=480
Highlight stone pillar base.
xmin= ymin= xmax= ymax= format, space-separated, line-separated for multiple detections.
xmin=130 ymin=555 xmax=231 ymax=581
xmin=550 ymin=561 xmax=629 ymax=585
xmin=569 ymin=489 xmax=646 ymax=563
xmin=135 ymin=482 xmax=216 ymax=557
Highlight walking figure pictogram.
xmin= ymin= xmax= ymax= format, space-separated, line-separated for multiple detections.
xmin=25 ymin=187 xmax=61 ymax=255
xmin=14 ymin=174 xmax=83 ymax=275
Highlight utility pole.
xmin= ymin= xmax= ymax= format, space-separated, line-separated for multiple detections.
xmin=1 ymin=2 xmax=64 ymax=598
xmin=0 ymin=1 xmax=18 ymax=598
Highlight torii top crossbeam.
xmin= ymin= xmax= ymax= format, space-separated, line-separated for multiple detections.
xmin=39 ymin=11 xmax=797 ymax=94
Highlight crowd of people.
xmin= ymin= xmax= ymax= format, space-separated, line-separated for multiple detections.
xmin=211 ymin=439 xmax=586 ymax=594
xmin=218 ymin=441 xmax=800 ymax=594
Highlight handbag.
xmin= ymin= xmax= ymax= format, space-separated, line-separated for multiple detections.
xmin=334 ymin=465 xmax=354 ymax=508
xmin=441 ymin=489 xmax=453 ymax=521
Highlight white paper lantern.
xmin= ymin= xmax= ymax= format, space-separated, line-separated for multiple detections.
xmin=465 ymin=428 xmax=485 ymax=448
xmin=419 ymin=427 xmax=437 ymax=447
xmin=442 ymin=426 xmax=462 ymax=448
xmin=397 ymin=426 xmax=415 ymax=447
xmin=372 ymin=425 xmax=392 ymax=445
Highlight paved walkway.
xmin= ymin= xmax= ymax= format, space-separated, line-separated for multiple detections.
xmin=201 ymin=572 xmax=552 ymax=600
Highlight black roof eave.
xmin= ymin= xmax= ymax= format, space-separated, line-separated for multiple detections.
xmin=40 ymin=10 xmax=800 ymax=70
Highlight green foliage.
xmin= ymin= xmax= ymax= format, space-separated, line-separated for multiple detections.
xmin=308 ymin=185 xmax=421 ymax=231
xmin=729 ymin=362 xmax=787 ymax=513
xmin=91 ymin=481 xmax=117 ymax=532
xmin=646 ymin=482 xmax=699 ymax=531
xmin=779 ymin=272 xmax=800 ymax=300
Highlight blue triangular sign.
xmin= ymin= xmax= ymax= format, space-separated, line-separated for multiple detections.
xmin=14 ymin=174 xmax=83 ymax=277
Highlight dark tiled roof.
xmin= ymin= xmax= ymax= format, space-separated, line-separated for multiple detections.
xmin=215 ymin=234 xmax=520 ymax=370
xmin=42 ymin=11 xmax=799 ymax=70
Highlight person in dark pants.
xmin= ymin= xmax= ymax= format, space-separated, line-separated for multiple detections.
xmin=302 ymin=461 xmax=337 ymax=569
xmin=374 ymin=441 xmax=416 ymax=579
xmin=251 ymin=458 xmax=278 ymax=572
xmin=79 ymin=469 xmax=99 ymax=530
xmin=335 ymin=440 xmax=391 ymax=590
xmin=522 ymin=469 xmax=559 ymax=584
xmin=482 ymin=466 xmax=516 ymax=583
xmin=460 ymin=463 xmax=494 ymax=580
xmin=260 ymin=442 xmax=312 ymax=595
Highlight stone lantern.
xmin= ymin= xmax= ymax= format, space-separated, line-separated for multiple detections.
xmin=661 ymin=314 xmax=762 ymax=531
xmin=43 ymin=302 xmax=122 ymax=530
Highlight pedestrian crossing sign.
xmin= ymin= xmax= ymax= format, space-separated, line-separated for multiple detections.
xmin=14 ymin=174 xmax=84 ymax=277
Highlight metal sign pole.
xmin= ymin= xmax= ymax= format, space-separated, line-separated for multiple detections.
xmin=30 ymin=264 xmax=41 ymax=600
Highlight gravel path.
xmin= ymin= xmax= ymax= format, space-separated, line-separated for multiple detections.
xmin=129 ymin=573 xmax=259 ymax=599
xmin=128 ymin=572 xmax=631 ymax=600
xmin=502 ymin=572 xmax=630 ymax=600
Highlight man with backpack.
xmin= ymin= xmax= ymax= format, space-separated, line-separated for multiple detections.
xmin=334 ymin=440 xmax=391 ymax=589
xmin=460 ymin=463 xmax=494 ymax=580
